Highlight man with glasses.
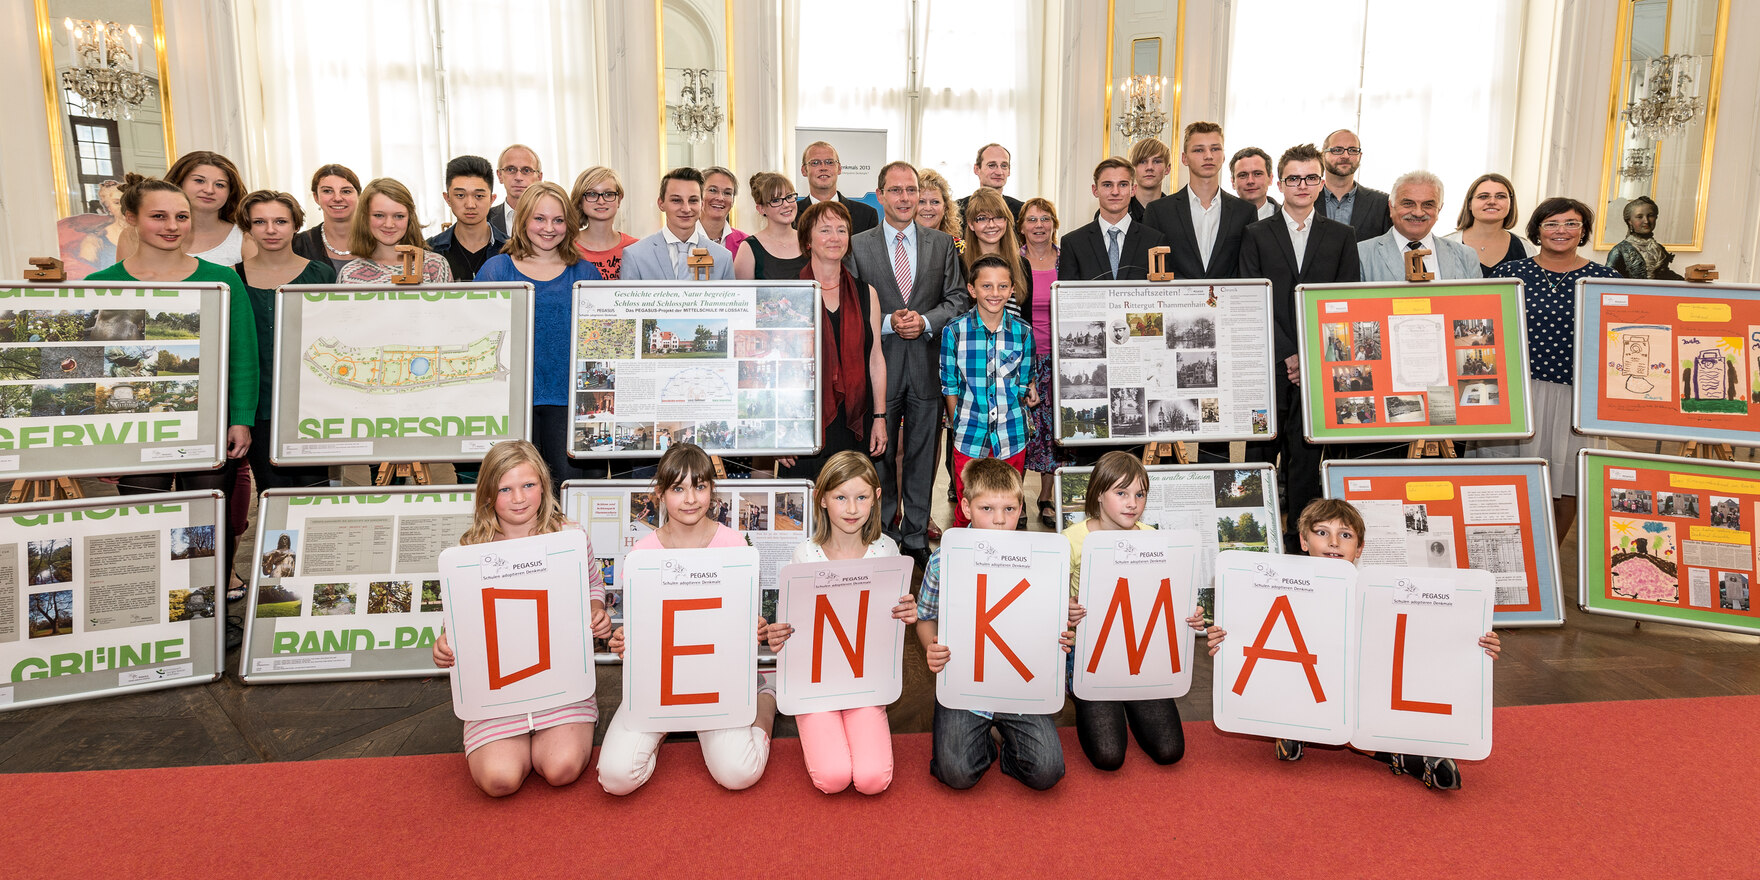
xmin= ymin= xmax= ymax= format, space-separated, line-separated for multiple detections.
xmin=797 ymin=141 xmax=879 ymax=235
xmin=848 ymin=161 xmax=968 ymax=566
xmin=488 ymin=144 xmax=543 ymax=237
xmin=1143 ymin=121 xmax=1256 ymax=280
xmin=1358 ymin=170 xmax=1480 ymax=282
xmin=1240 ymin=143 xmax=1361 ymax=552
xmin=1230 ymin=146 xmax=1279 ymax=221
xmin=1059 ymin=157 xmax=1168 ymax=283
xmin=956 ymin=143 xmax=1024 ymax=224
xmin=1319 ymin=130 xmax=1390 ymax=241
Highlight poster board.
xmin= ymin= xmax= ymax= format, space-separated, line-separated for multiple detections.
xmin=1055 ymin=462 xmax=1281 ymax=625
xmin=438 ymin=530 xmax=597 ymax=721
xmin=620 ymin=546 xmax=762 ymax=732
xmin=271 ymin=283 xmax=535 ymax=466
xmin=1211 ymin=549 xmax=1358 ymax=743
xmin=1295 ymin=279 xmax=1533 ymax=443
xmin=0 ymin=281 xmax=231 ymax=480
xmin=561 ymin=477 xmax=813 ymax=663
xmin=0 ymin=490 xmax=224 ymax=712
xmin=793 ymin=126 xmax=887 ymax=211
xmin=1049 ymin=280 xmax=1277 ymax=445
xmin=1574 ymin=278 xmax=1760 ymax=445
xmin=934 ymin=528 xmax=1071 ymax=714
xmin=1320 ymin=458 xmax=1564 ymax=627
xmin=1351 ymin=565 xmax=1495 ymax=762
xmin=239 ymin=486 xmax=473 ymax=683
xmin=1070 ymin=528 xmax=1201 ymax=701
xmin=1577 ymin=448 xmax=1760 ymax=634
xmin=568 ymin=281 xmax=822 ymax=458
xmin=773 ymin=556 xmax=913 ymax=716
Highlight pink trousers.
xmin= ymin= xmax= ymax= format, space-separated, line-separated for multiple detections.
xmin=795 ymin=706 xmax=895 ymax=795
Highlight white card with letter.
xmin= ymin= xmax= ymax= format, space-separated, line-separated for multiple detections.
xmin=935 ymin=528 xmax=1071 ymax=714
xmin=1350 ymin=566 xmax=1495 ymax=760
xmin=620 ymin=546 xmax=761 ymax=732
xmin=774 ymin=556 xmax=913 ymax=715
xmin=1073 ymin=528 xmax=1200 ymax=700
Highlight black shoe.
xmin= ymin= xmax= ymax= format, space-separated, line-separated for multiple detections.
xmin=1275 ymin=739 xmax=1304 ymax=761
xmin=1038 ymin=500 xmax=1057 ymax=529
xmin=904 ymin=546 xmax=930 ymax=569
xmin=1421 ymin=756 xmax=1461 ymax=790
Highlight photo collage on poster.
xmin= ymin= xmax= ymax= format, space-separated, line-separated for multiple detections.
xmin=1591 ymin=456 xmax=1758 ymax=620
xmin=1308 ymin=285 xmax=1519 ymax=435
xmin=1056 ymin=464 xmax=1279 ymax=624
xmin=1052 ymin=283 xmax=1274 ymax=443
xmin=571 ymin=284 xmax=818 ymax=456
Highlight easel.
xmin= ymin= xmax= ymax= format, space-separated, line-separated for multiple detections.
xmin=391 ymin=245 xmax=422 ymax=284
xmin=1146 ymin=246 xmax=1175 ymax=282
xmin=373 ymin=463 xmax=434 ymax=486
xmin=687 ymin=248 xmax=715 ymax=281
xmin=710 ymin=455 xmax=727 ymax=479
xmin=1404 ymin=248 xmax=1434 ymax=282
xmin=1141 ymin=441 xmax=1193 ymax=465
xmin=1406 ymin=439 xmax=1457 ymax=459
xmin=1680 ymin=441 xmax=1735 ymax=462
xmin=1684 ymin=264 xmax=1719 ymax=283
xmin=6 ymin=476 xmax=84 ymax=503
xmin=25 ymin=256 xmax=66 ymax=282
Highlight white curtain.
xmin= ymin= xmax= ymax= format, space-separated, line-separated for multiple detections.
xmin=1224 ymin=0 xmax=1523 ymax=221
xmin=244 ymin=0 xmax=602 ymax=234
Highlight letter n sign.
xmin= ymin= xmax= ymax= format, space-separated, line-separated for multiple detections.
xmin=482 ymin=587 xmax=551 ymax=689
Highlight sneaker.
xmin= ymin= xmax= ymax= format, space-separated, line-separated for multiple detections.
xmin=1275 ymin=739 xmax=1304 ymax=761
xmin=1421 ymin=756 xmax=1461 ymax=790
xmin=756 ymin=670 xmax=777 ymax=698
xmin=1378 ymin=752 xmax=1423 ymax=777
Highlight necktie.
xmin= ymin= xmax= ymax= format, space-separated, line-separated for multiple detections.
xmin=674 ymin=241 xmax=690 ymax=279
xmin=1406 ymin=240 xmax=1422 ymax=252
xmin=1107 ymin=228 xmax=1122 ymax=278
xmin=894 ymin=230 xmax=912 ymax=303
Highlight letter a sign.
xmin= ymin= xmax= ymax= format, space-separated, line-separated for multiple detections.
xmin=773 ymin=556 xmax=914 ymax=715
xmin=1211 ymin=549 xmax=1358 ymax=743
xmin=1072 ymin=528 xmax=1201 ymax=701
xmin=936 ymin=528 xmax=1071 ymax=714
xmin=439 ymin=530 xmax=597 ymax=721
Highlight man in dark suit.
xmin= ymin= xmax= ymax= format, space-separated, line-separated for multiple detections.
xmin=1230 ymin=146 xmax=1279 ymax=221
xmin=1240 ymin=143 xmax=1361 ymax=551
xmin=1126 ymin=137 xmax=1170 ymax=221
xmin=797 ymin=141 xmax=879 ymax=236
xmin=847 ymin=161 xmax=967 ymax=565
xmin=955 ymin=143 xmax=1025 ymax=224
xmin=1142 ymin=121 xmax=1256 ymax=280
xmin=1058 ymin=157 xmax=1169 ymax=283
xmin=1319 ymin=129 xmax=1390 ymax=242
xmin=487 ymin=144 xmax=543 ymax=237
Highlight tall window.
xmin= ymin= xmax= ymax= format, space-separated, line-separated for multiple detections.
xmin=1223 ymin=0 xmax=1523 ymax=225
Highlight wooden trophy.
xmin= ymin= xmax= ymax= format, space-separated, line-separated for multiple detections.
xmin=1403 ymin=247 xmax=1434 ymax=282
xmin=1684 ymin=264 xmax=1719 ymax=283
xmin=1147 ymin=246 xmax=1175 ymax=282
xmin=687 ymin=247 xmax=715 ymax=281
xmin=391 ymin=245 xmax=422 ymax=284
xmin=24 ymin=257 xmax=66 ymax=282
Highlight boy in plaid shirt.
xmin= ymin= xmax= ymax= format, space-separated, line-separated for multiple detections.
xmin=940 ymin=254 xmax=1038 ymax=528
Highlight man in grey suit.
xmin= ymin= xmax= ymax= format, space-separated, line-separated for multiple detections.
xmin=620 ymin=167 xmax=735 ymax=280
xmin=1320 ymin=129 xmax=1391 ymax=242
xmin=847 ymin=160 xmax=968 ymax=564
xmin=1358 ymin=170 xmax=1481 ymax=281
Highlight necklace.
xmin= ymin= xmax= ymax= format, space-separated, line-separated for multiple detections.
xmin=321 ymin=226 xmax=350 ymax=258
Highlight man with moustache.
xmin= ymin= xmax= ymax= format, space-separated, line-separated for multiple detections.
xmin=1319 ymin=130 xmax=1391 ymax=242
xmin=1357 ymin=170 xmax=1480 ymax=281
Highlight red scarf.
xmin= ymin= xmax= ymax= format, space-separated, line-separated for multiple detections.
xmin=804 ymin=264 xmax=868 ymax=440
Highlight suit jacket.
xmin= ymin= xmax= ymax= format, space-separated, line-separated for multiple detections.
xmin=1057 ymin=218 xmax=1169 ymax=283
xmin=1329 ymin=184 xmax=1392 ymax=241
xmin=1141 ymin=186 xmax=1257 ymax=279
xmin=846 ymin=222 xmax=967 ymax=398
xmin=1357 ymin=228 xmax=1481 ymax=282
xmin=291 ymin=226 xmax=327 ymax=264
xmin=957 ymin=192 xmax=1025 ymax=225
xmin=1239 ymin=210 xmax=1361 ymax=361
xmin=488 ymin=202 xmax=511 ymax=238
xmin=797 ymin=193 xmax=879 ymax=236
xmin=619 ymin=230 xmax=735 ymax=281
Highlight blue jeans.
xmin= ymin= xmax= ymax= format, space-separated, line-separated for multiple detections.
xmin=930 ymin=703 xmax=1064 ymax=790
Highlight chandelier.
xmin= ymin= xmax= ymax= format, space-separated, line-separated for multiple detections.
xmin=672 ymin=69 xmax=723 ymax=144
xmin=1115 ymin=75 xmax=1168 ymax=146
xmin=1619 ymin=146 xmax=1655 ymax=180
xmin=1619 ymin=54 xmax=1702 ymax=141
xmin=60 ymin=18 xmax=156 ymax=121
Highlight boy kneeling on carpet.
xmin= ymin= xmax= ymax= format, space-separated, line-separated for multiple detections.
xmin=915 ymin=457 xmax=1072 ymax=790
xmin=1206 ymin=498 xmax=1501 ymax=791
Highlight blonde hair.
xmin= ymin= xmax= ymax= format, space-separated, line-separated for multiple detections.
xmin=960 ymin=188 xmax=1027 ymax=304
xmin=461 ymin=441 xmax=567 ymax=545
xmin=569 ymin=166 xmax=623 ymax=230
xmin=503 ymin=181 xmax=581 ymax=264
xmin=810 ymin=451 xmax=884 ymax=546
xmin=917 ymin=168 xmax=962 ymax=239
xmin=1083 ymin=451 xmax=1149 ymax=520
xmin=348 ymin=178 xmax=427 ymax=258
xmin=961 ymin=457 xmax=1024 ymax=507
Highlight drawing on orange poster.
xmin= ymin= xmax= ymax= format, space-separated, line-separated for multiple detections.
xmin=1608 ymin=517 xmax=1679 ymax=603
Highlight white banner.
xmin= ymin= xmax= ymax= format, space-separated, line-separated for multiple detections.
xmin=438 ymin=531 xmax=597 ymax=722
xmin=620 ymin=546 xmax=761 ymax=732
xmin=1350 ymin=566 xmax=1495 ymax=760
xmin=793 ymin=126 xmax=888 ymax=202
xmin=774 ymin=557 xmax=912 ymax=715
xmin=1211 ymin=550 xmax=1359 ymax=744
xmin=935 ymin=529 xmax=1071 ymax=714
xmin=1072 ymin=528 xmax=1200 ymax=701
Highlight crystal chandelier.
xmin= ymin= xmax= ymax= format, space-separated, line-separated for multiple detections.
xmin=672 ymin=69 xmax=723 ymax=145
xmin=60 ymin=17 xmax=156 ymax=121
xmin=1620 ymin=54 xmax=1702 ymax=141
xmin=1115 ymin=75 xmax=1168 ymax=147
xmin=1619 ymin=146 xmax=1655 ymax=180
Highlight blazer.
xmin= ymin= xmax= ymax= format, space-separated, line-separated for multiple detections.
xmin=846 ymin=222 xmax=968 ymax=398
xmin=957 ymin=192 xmax=1025 ymax=225
xmin=619 ymin=230 xmax=735 ymax=281
xmin=1328 ymin=184 xmax=1392 ymax=242
xmin=797 ymin=193 xmax=880 ymax=236
xmin=488 ymin=202 xmax=511 ymax=238
xmin=291 ymin=226 xmax=327 ymax=264
xmin=1357 ymin=228 xmax=1482 ymax=282
xmin=1239 ymin=210 xmax=1362 ymax=361
xmin=1057 ymin=218 xmax=1169 ymax=283
xmin=1141 ymin=186 xmax=1257 ymax=279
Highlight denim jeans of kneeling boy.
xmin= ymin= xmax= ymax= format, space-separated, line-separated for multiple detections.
xmin=930 ymin=703 xmax=1064 ymax=791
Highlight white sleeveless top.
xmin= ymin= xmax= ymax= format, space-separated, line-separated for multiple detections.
xmin=189 ymin=224 xmax=246 ymax=266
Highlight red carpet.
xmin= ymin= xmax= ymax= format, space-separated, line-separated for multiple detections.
xmin=6 ymin=696 xmax=1756 ymax=878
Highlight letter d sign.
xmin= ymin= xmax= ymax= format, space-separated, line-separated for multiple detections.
xmin=482 ymin=587 xmax=551 ymax=689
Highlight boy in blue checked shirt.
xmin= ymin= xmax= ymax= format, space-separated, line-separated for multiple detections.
xmin=940 ymin=254 xmax=1038 ymax=528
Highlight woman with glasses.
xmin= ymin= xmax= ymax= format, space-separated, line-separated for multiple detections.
xmin=569 ymin=166 xmax=639 ymax=280
xmin=1442 ymin=173 xmax=1534 ymax=276
xmin=959 ymin=189 xmax=1032 ymax=320
xmin=1474 ymin=198 xmax=1618 ymax=541
xmin=1019 ymin=197 xmax=1069 ymax=527
xmin=700 ymin=166 xmax=748 ymax=255
xmin=733 ymin=172 xmax=808 ymax=281
xmin=916 ymin=169 xmax=964 ymax=242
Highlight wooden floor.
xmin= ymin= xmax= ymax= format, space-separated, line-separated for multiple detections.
xmin=4 ymin=445 xmax=1759 ymax=774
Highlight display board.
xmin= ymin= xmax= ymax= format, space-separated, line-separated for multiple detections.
xmin=620 ymin=546 xmax=762 ymax=732
xmin=569 ymin=281 xmax=821 ymax=458
xmin=1295 ymin=279 xmax=1532 ymax=442
xmin=271 ymin=284 xmax=535 ymax=465
xmin=934 ymin=528 xmax=1070 ymax=714
xmin=1574 ymin=278 xmax=1760 ymax=445
xmin=1577 ymin=448 xmax=1760 ymax=634
xmin=561 ymin=478 xmax=813 ymax=662
xmin=1320 ymin=458 xmax=1564 ymax=627
xmin=0 ymin=490 xmax=224 ymax=711
xmin=239 ymin=486 xmax=473 ymax=683
xmin=1055 ymin=462 xmax=1281 ymax=624
xmin=1049 ymin=280 xmax=1277 ymax=445
xmin=0 ymin=280 xmax=231 ymax=480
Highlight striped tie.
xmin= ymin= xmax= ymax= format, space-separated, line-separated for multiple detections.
xmin=894 ymin=230 xmax=911 ymax=303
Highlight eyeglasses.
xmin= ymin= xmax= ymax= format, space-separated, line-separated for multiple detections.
xmin=500 ymin=165 xmax=539 ymax=176
xmin=767 ymin=193 xmax=798 ymax=207
xmin=1282 ymin=174 xmax=1323 ymax=187
xmin=972 ymin=215 xmax=1005 ymax=226
xmin=805 ymin=158 xmax=839 ymax=168
xmin=580 ymin=190 xmax=622 ymax=203
xmin=1323 ymin=147 xmax=1362 ymax=157
xmin=1539 ymin=220 xmax=1584 ymax=231
xmin=882 ymin=186 xmax=919 ymax=197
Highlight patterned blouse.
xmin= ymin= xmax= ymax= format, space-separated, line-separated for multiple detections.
xmin=1489 ymin=257 xmax=1620 ymax=384
xmin=338 ymin=250 xmax=455 ymax=285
